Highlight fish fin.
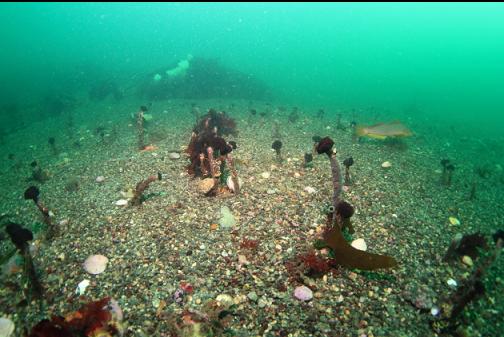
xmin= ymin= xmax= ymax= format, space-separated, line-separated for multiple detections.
xmin=367 ymin=134 xmax=388 ymax=140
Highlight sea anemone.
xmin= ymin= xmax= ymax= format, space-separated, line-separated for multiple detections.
xmin=336 ymin=201 xmax=354 ymax=219
xmin=24 ymin=186 xmax=40 ymax=203
xmin=304 ymin=153 xmax=313 ymax=167
xmin=6 ymin=222 xmax=33 ymax=252
xmin=343 ymin=157 xmax=354 ymax=168
xmin=316 ymin=137 xmax=334 ymax=156
xmin=272 ymin=140 xmax=282 ymax=154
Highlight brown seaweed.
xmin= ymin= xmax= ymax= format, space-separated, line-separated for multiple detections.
xmin=131 ymin=174 xmax=161 ymax=206
xmin=323 ymin=226 xmax=398 ymax=270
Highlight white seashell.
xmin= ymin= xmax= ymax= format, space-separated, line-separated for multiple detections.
xmin=0 ymin=317 xmax=15 ymax=337
xmin=304 ymin=186 xmax=316 ymax=194
xmin=381 ymin=161 xmax=392 ymax=168
xmin=351 ymin=238 xmax=367 ymax=251
xmin=76 ymin=279 xmax=91 ymax=295
xmin=226 ymin=176 xmax=243 ymax=193
xmin=115 ymin=199 xmax=128 ymax=206
xmin=83 ymin=254 xmax=109 ymax=275
xmin=447 ymin=278 xmax=457 ymax=288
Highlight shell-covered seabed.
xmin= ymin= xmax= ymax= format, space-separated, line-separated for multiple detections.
xmin=1 ymin=97 xmax=503 ymax=336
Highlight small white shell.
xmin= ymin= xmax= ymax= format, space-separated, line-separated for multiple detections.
xmin=76 ymin=279 xmax=91 ymax=295
xmin=351 ymin=238 xmax=367 ymax=251
xmin=447 ymin=278 xmax=457 ymax=288
xmin=115 ymin=199 xmax=128 ymax=206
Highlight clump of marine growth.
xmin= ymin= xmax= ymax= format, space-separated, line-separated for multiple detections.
xmin=343 ymin=157 xmax=354 ymax=185
xmin=186 ymin=109 xmax=240 ymax=196
xmin=48 ymin=137 xmax=58 ymax=156
xmin=440 ymin=159 xmax=455 ymax=186
xmin=24 ymin=186 xmax=55 ymax=239
xmin=136 ymin=105 xmax=149 ymax=150
xmin=130 ymin=173 xmax=162 ymax=206
xmin=272 ymin=140 xmax=283 ymax=163
xmin=28 ymin=160 xmax=50 ymax=183
xmin=5 ymin=222 xmax=43 ymax=299
xmin=315 ymin=136 xmax=398 ymax=270
xmin=433 ymin=230 xmax=503 ymax=335
xmin=28 ymin=297 xmax=123 ymax=337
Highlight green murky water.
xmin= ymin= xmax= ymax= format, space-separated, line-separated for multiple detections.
xmin=0 ymin=3 xmax=503 ymax=337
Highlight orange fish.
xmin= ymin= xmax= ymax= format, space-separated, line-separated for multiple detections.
xmin=140 ymin=144 xmax=158 ymax=152
xmin=355 ymin=121 xmax=412 ymax=140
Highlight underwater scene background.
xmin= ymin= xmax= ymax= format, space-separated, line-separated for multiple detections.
xmin=0 ymin=3 xmax=503 ymax=337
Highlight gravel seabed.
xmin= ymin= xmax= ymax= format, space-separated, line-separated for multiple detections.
xmin=0 ymin=98 xmax=503 ymax=337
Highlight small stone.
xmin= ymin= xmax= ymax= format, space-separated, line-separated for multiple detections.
xmin=238 ymin=254 xmax=249 ymax=265
xmin=168 ymin=152 xmax=181 ymax=160
xmin=216 ymin=294 xmax=234 ymax=308
xmin=462 ymin=255 xmax=473 ymax=267
xmin=197 ymin=178 xmax=215 ymax=195
xmin=304 ymin=186 xmax=316 ymax=194
xmin=219 ymin=206 xmax=236 ymax=229
xmin=351 ymin=238 xmax=367 ymax=251
xmin=447 ymin=278 xmax=457 ymax=288
xmin=266 ymin=188 xmax=276 ymax=195
xmin=96 ymin=176 xmax=106 ymax=183
xmin=261 ymin=172 xmax=270 ymax=179
xmin=431 ymin=306 xmax=440 ymax=316
xmin=0 ymin=317 xmax=15 ymax=337
xmin=381 ymin=161 xmax=392 ymax=168
xmin=294 ymin=172 xmax=301 ymax=178
xmin=294 ymin=285 xmax=313 ymax=301
xmin=247 ymin=291 xmax=258 ymax=302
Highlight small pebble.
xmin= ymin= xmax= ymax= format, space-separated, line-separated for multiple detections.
xmin=247 ymin=291 xmax=258 ymax=302
xmin=304 ymin=186 xmax=316 ymax=194
xmin=168 ymin=152 xmax=181 ymax=160
xmin=261 ymin=172 xmax=271 ymax=179
xmin=96 ymin=176 xmax=106 ymax=183
xmin=447 ymin=278 xmax=457 ymax=288
xmin=462 ymin=255 xmax=473 ymax=267
xmin=294 ymin=285 xmax=313 ymax=301
xmin=381 ymin=161 xmax=392 ymax=168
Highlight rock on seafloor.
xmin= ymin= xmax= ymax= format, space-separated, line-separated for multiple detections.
xmin=0 ymin=317 xmax=14 ymax=337
xmin=294 ymin=285 xmax=313 ymax=301
xmin=219 ymin=206 xmax=236 ymax=229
